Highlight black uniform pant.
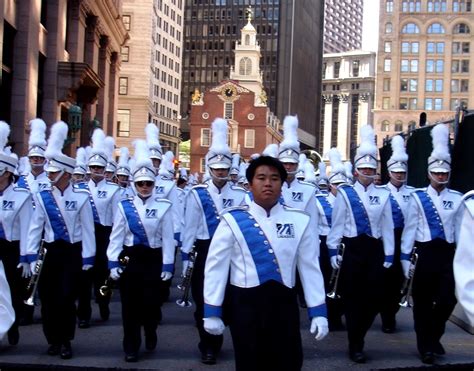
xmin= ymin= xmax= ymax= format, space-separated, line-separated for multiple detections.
xmin=119 ymin=245 xmax=164 ymax=354
xmin=38 ymin=241 xmax=82 ymax=345
xmin=77 ymin=224 xmax=111 ymax=321
xmin=319 ymin=235 xmax=344 ymax=327
xmin=412 ymin=239 xmax=457 ymax=355
xmin=191 ymin=239 xmax=223 ymax=355
xmin=340 ymin=235 xmax=385 ymax=353
xmin=380 ymin=228 xmax=404 ymax=328
xmin=228 ymin=281 xmax=303 ymax=371
xmin=0 ymin=240 xmax=21 ymax=335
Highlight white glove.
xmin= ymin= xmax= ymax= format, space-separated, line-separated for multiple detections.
xmin=109 ymin=267 xmax=123 ymax=281
xmin=310 ymin=316 xmax=329 ymax=341
xmin=383 ymin=262 xmax=392 ymax=269
xmin=203 ymin=317 xmax=225 ymax=336
xmin=17 ymin=262 xmax=31 ymax=278
xmin=29 ymin=261 xmax=37 ymax=276
xmin=401 ymin=260 xmax=411 ymax=279
xmin=181 ymin=260 xmax=189 ymax=277
xmin=330 ymin=255 xmax=342 ymax=270
xmin=161 ymin=271 xmax=173 ymax=281
xmin=82 ymin=264 xmax=93 ymax=271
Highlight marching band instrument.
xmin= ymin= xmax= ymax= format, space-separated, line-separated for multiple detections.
xmin=399 ymin=247 xmax=418 ymax=308
xmin=176 ymin=250 xmax=197 ymax=307
xmin=24 ymin=241 xmax=46 ymax=306
xmin=99 ymin=256 xmax=130 ymax=298
xmin=327 ymin=243 xmax=345 ymax=300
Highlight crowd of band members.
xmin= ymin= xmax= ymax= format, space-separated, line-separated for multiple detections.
xmin=0 ymin=116 xmax=473 ymax=369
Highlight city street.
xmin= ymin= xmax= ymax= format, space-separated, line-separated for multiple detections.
xmin=0 ymin=277 xmax=473 ymax=371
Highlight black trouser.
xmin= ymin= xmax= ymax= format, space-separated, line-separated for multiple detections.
xmin=119 ymin=245 xmax=164 ymax=354
xmin=77 ymin=224 xmax=111 ymax=321
xmin=319 ymin=235 xmax=344 ymax=327
xmin=339 ymin=235 xmax=385 ymax=353
xmin=380 ymin=227 xmax=404 ymax=328
xmin=0 ymin=240 xmax=21 ymax=336
xmin=228 ymin=281 xmax=303 ymax=371
xmin=38 ymin=241 xmax=82 ymax=345
xmin=191 ymin=239 xmax=223 ymax=355
xmin=412 ymin=239 xmax=457 ymax=355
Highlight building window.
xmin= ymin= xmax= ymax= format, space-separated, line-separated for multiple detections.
xmin=117 ymin=109 xmax=130 ymax=137
xmin=201 ymin=128 xmax=211 ymax=147
xmin=425 ymin=79 xmax=443 ymax=92
xmin=428 ymin=23 xmax=445 ymax=34
xmin=119 ymin=77 xmax=128 ymax=95
xmin=454 ymin=23 xmax=470 ymax=34
xmin=410 ymin=98 xmax=418 ymax=109
xmin=224 ymin=103 xmax=233 ymax=119
xmin=402 ymin=23 xmax=420 ymax=33
xmin=352 ymin=60 xmax=360 ymax=77
xmin=426 ymin=59 xmax=444 ymax=73
xmin=400 ymin=98 xmax=408 ymax=109
xmin=239 ymin=57 xmax=252 ymax=75
xmin=450 ymin=98 xmax=469 ymax=110
xmin=200 ymin=158 xmax=206 ymax=173
xmin=121 ymin=46 xmax=129 ymax=62
xmin=427 ymin=42 xmax=444 ymax=54
xmin=122 ymin=15 xmax=131 ymax=31
xmin=402 ymin=41 xmax=419 ymax=54
xmin=402 ymin=0 xmax=421 ymax=11
xmin=451 ymin=79 xmax=469 ymax=92
xmin=244 ymin=129 xmax=255 ymax=148
xmin=382 ymin=97 xmax=390 ymax=109
xmin=453 ymin=0 xmax=472 ymax=11
xmin=427 ymin=0 xmax=447 ymax=12
xmin=425 ymin=98 xmax=443 ymax=110
xmin=383 ymin=78 xmax=391 ymax=91
xmin=381 ymin=121 xmax=390 ymax=131
xmin=394 ymin=121 xmax=403 ymax=131
xmin=452 ymin=42 xmax=470 ymax=54
xmin=384 ymin=59 xmax=391 ymax=72
xmin=385 ymin=22 xmax=393 ymax=33
xmin=452 ymin=60 xmax=469 ymax=73
xmin=334 ymin=62 xmax=340 ymax=78
xmin=384 ymin=42 xmax=392 ymax=52
xmin=322 ymin=63 xmax=327 ymax=79
xmin=386 ymin=0 xmax=394 ymax=12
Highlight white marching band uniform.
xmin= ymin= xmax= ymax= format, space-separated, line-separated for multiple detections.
xmin=87 ymin=178 xmax=121 ymax=227
xmin=0 ymin=261 xmax=15 ymax=341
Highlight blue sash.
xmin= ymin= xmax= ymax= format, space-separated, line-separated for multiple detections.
xmin=341 ymin=185 xmax=372 ymax=237
xmin=121 ymin=199 xmax=150 ymax=247
xmin=195 ymin=187 xmax=220 ymax=238
xmin=415 ymin=190 xmax=446 ymax=241
xmin=75 ymin=183 xmax=100 ymax=224
xmin=0 ymin=222 xmax=5 ymax=239
xmin=39 ymin=190 xmax=70 ymax=242
xmin=229 ymin=209 xmax=283 ymax=285
xmin=389 ymin=194 xmax=405 ymax=229
xmin=16 ymin=175 xmax=29 ymax=190
xmin=316 ymin=195 xmax=332 ymax=227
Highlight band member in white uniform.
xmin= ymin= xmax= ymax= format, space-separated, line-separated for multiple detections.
xmin=203 ymin=156 xmax=328 ymax=371
xmin=0 ymin=260 xmax=15 ymax=341
xmin=401 ymin=124 xmax=462 ymax=364
xmin=116 ymin=147 xmax=136 ymax=200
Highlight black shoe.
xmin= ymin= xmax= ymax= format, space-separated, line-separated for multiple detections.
xmin=60 ymin=342 xmax=72 ymax=359
xmin=99 ymin=304 xmax=110 ymax=321
xmin=7 ymin=327 xmax=19 ymax=345
xmin=78 ymin=320 xmax=90 ymax=329
xmin=201 ymin=351 xmax=217 ymax=365
xmin=145 ymin=331 xmax=157 ymax=351
xmin=421 ymin=351 xmax=435 ymax=364
xmin=349 ymin=351 xmax=366 ymax=363
xmin=125 ymin=353 xmax=138 ymax=362
xmin=47 ymin=344 xmax=61 ymax=356
xmin=434 ymin=342 xmax=445 ymax=356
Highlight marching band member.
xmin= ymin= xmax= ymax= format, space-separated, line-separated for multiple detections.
xmin=77 ymin=129 xmax=120 ymax=328
xmin=401 ymin=124 xmax=462 ymax=364
xmin=454 ymin=190 xmax=474 ymax=327
xmin=0 ymin=260 xmax=15 ymax=341
xmin=72 ymin=148 xmax=88 ymax=185
xmin=316 ymin=161 xmax=329 ymax=194
xmin=107 ymin=140 xmax=174 ymax=362
xmin=116 ymin=147 xmax=135 ymax=200
xmin=203 ymin=156 xmax=328 ymax=371
xmin=146 ymin=123 xmax=163 ymax=173
xmin=26 ymin=121 xmax=95 ymax=359
xmin=104 ymin=136 xmax=117 ymax=183
xmin=380 ymin=136 xmax=413 ymax=333
xmin=327 ymin=125 xmax=394 ymax=363
xmin=180 ymin=118 xmax=246 ymax=365
xmin=229 ymin=153 xmax=240 ymax=185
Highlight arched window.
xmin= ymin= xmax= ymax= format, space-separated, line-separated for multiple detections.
xmin=239 ymin=57 xmax=252 ymax=75
xmin=245 ymin=34 xmax=250 ymax=45
xmin=402 ymin=23 xmax=420 ymax=34
xmin=427 ymin=23 xmax=445 ymax=34
xmin=385 ymin=22 xmax=393 ymax=33
xmin=454 ymin=23 xmax=470 ymax=34
xmin=394 ymin=121 xmax=403 ymax=132
xmin=381 ymin=121 xmax=390 ymax=132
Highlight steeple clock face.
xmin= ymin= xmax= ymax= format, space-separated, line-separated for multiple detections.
xmin=222 ymin=85 xmax=237 ymax=100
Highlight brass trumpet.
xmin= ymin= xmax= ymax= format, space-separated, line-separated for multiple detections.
xmin=99 ymin=256 xmax=130 ymax=298
xmin=176 ymin=250 xmax=197 ymax=307
xmin=24 ymin=241 xmax=47 ymax=306
xmin=327 ymin=243 xmax=345 ymax=300
xmin=399 ymin=247 xmax=418 ymax=308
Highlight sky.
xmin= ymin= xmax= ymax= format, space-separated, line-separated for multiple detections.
xmin=362 ymin=0 xmax=380 ymax=52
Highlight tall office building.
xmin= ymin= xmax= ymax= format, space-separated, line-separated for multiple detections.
xmin=373 ymin=0 xmax=474 ymax=147
xmin=324 ymin=0 xmax=364 ymax=53
xmin=181 ymin=0 xmax=324 ymax=148
xmin=117 ymin=0 xmax=184 ymax=154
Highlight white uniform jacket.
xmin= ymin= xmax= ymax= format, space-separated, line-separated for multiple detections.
xmin=23 ymin=171 xmax=50 ymax=194
xmin=107 ymin=196 xmax=175 ymax=272
xmin=88 ymin=178 xmax=121 ymax=226
xmin=0 ymin=261 xmax=14 ymax=340
xmin=155 ymin=177 xmax=180 ymax=236
xmin=385 ymin=182 xmax=414 ymax=229
xmin=315 ymin=192 xmax=335 ymax=236
xmin=281 ymin=179 xmax=319 ymax=230
xmin=25 ymin=185 xmax=96 ymax=265
xmin=175 ymin=187 xmax=187 ymax=235
xmin=327 ymin=182 xmax=394 ymax=262
xmin=454 ymin=191 xmax=474 ymax=326
xmin=181 ymin=182 xmax=247 ymax=254
xmin=401 ymin=185 xmax=462 ymax=260
xmin=0 ymin=183 xmax=34 ymax=262
xmin=203 ymin=201 xmax=327 ymax=319
xmin=119 ymin=185 xmax=136 ymax=200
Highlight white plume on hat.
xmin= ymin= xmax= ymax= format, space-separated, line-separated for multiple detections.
xmin=428 ymin=123 xmax=451 ymax=173
xmin=344 ymin=161 xmax=353 ymax=181
xmin=45 ymin=121 xmax=68 ymax=159
xmin=104 ymin=136 xmax=115 ymax=162
xmin=28 ymin=118 xmax=47 ymax=156
xmin=132 ymin=139 xmax=155 ymax=182
xmin=18 ymin=156 xmax=31 ymax=175
xmin=250 ymin=153 xmax=261 ymax=160
xmin=116 ymin=147 xmax=131 ymax=177
xmin=146 ymin=123 xmax=162 ymax=159
xmin=159 ymin=151 xmax=175 ymax=178
xmin=354 ymin=124 xmax=377 ymax=169
xmin=296 ymin=153 xmax=307 ymax=178
xmin=238 ymin=162 xmax=249 ymax=184
xmin=388 ymin=135 xmax=408 ymax=172
xmin=207 ymin=118 xmax=232 ymax=169
xmin=74 ymin=147 xmax=88 ymax=175
xmin=91 ymin=128 xmax=106 ymax=155
xmin=278 ymin=115 xmax=300 ymax=163
xmin=0 ymin=121 xmax=10 ymax=154
xmin=262 ymin=143 xmax=279 ymax=158
xmin=318 ymin=161 xmax=327 ymax=180
xmin=304 ymin=161 xmax=316 ymax=183
xmin=328 ymin=148 xmax=347 ymax=184
xmin=179 ymin=167 xmax=188 ymax=180
xmin=230 ymin=153 xmax=240 ymax=175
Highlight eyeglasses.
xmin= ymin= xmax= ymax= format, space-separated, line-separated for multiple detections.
xmin=135 ymin=181 xmax=154 ymax=187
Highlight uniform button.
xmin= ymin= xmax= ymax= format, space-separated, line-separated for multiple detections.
xmin=264 ymin=241 xmax=269 ymax=245
xmin=258 ymin=231 xmax=263 ymax=235
xmin=216 ymin=216 xmax=220 ymax=220
xmin=268 ymin=249 xmax=273 ymax=254
xmin=276 ymin=268 xmax=280 ymax=273
xmin=248 ymin=216 xmax=254 ymax=220
xmin=254 ymin=223 xmax=259 ymax=227
xmin=273 ymin=259 xmax=277 ymax=263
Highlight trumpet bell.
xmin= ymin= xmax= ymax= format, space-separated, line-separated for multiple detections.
xmin=24 ymin=297 xmax=36 ymax=306
xmin=99 ymin=285 xmax=112 ymax=298
xmin=176 ymin=299 xmax=192 ymax=307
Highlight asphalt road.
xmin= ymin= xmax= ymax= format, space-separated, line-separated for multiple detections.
xmin=0 ymin=277 xmax=473 ymax=370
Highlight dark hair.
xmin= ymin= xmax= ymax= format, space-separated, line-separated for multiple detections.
xmin=246 ymin=156 xmax=287 ymax=183
xmin=177 ymin=177 xmax=187 ymax=186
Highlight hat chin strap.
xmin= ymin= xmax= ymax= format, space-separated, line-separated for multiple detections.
xmin=389 ymin=171 xmax=407 ymax=183
xmin=428 ymin=171 xmax=450 ymax=185
xmin=137 ymin=189 xmax=153 ymax=198
xmin=355 ymin=168 xmax=377 ymax=180
xmin=49 ymin=170 xmax=65 ymax=185
xmin=209 ymin=167 xmax=229 ymax=181
xmin=31 ymin=160 xmax=46 ymax=168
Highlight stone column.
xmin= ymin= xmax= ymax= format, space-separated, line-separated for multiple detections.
xmin=96 ymin=35 xmax=110 ymax=134
xmin=337 ymin=93 xmax=349 ymax=161
xmin=322 ymin=94 xmax=333 ymax=156
xmin=66 ymin=0 xmax=87 ymax=62
xmin=359 ymin=93 xmax=372 ymax=132
xmin=107 ymin=52 xmax=120 ymax=137
xmin=84 ymin=15 xmax=100 ymax=71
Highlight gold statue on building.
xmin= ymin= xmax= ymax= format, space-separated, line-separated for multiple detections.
xmin=191 ymin=88 xmax=201 ymax=103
